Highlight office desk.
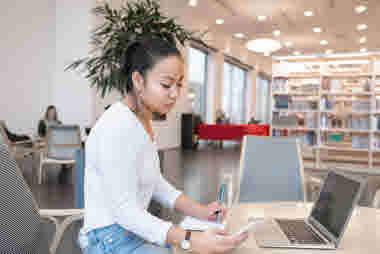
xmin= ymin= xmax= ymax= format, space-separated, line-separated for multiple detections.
xmin=174 ymin=202 xmax=380 ymax=254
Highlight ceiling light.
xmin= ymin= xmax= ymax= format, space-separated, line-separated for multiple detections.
xmin=355 ymin=5 xmax=367 ymax=13
xmin=216 ymin=19 xmax=224 ymax=25
xmin=284 ymin=41 xmax=293 ymax=47
xmin=313 ymin=27 xmax=322 ymax=33
xmin=357 ymin=24 xmax=368 ymax=30
xmin=234 ymin=33 xmax=245 ymax=38
xmin=273 ymin=30 xmax=281 ymax=36
xmin=325 ymin=49 xmax=333 ymax=55
xmin=304 ymin=11 xmax=314 ymax=17
xmin=293 ymin=51 xmax=301 ymax=56
xmin=360 ymin=48 xmax=367 ymax=52
xmin=320 ymin=40 xmax=328 ymax=45
xmin=188 ymin=0 xmax=197 ymax=7
xmin=359 ymin=36 xmax=367 ymax=43
xmin=257 ymin=15 xmax=267 ymax=21
xmin=246 ymin=38 xmax=282 ymax=56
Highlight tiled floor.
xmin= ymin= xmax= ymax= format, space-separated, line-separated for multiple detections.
xmin=15 ymin=143 xmax=380 ymax=252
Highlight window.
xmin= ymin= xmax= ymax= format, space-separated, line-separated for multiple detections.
xmin=222 ymin=62 xmax=248 ymax=124
xmin=255 ymin=75 xmax=271 ymax=124
xmin=188 ymin=47 xmax=208 ymax=121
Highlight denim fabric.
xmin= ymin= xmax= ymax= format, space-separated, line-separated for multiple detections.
xmin=78 ymin=224 xmax=172 ymax=254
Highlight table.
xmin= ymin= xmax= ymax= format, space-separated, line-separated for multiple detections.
xmin=197 ymin=124 xmax=270 ymax=141
xmin=174 ymin=202 xmax=380 ymax=254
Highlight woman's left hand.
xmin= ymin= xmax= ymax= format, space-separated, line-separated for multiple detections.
xmin=200 ymin=201 xmax=228 ymax=222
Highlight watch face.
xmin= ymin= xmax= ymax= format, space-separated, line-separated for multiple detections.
xmin=181 ymin=240 xmax=190 ymax=250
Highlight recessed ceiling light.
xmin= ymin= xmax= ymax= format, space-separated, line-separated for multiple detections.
xmin=320 ymin=40 xmax=328 ymax=45
xmin=234 ymin=33 xmax=245 ymax=38
xmin=359 ymin=36 xmax=367 ymax=43
xmin=360 ymin=48 xmax=367 ymax=52
xmin=188 ymin=0 xmax=197 ymax=7
xmin=357 ymin=24 xmax=368 ymax=30
xmin=284 ymin=41 xmax=293 ymax=47
xmin=273 ymin=30 xmax=281 ymax=36
xmin=257 ymin=15 xmax=267 ymax=21
xmin=216 ymin=19 xmax=224 ymax=25
xmin=304 ymin=11 xmax=314 ymax=17
xmin=325 ymin=49 xmax=333 ymax=55
xmin=293 ymin=51 xmax=301 ymax=56
xmin=313 ymin=27 xmax=322 ymax=33
xmin=355 ymin=5 xmax=367 ymax=13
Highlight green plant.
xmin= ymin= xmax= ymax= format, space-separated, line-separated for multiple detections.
xmin=65 ymin=0 xmax=203 ymax=97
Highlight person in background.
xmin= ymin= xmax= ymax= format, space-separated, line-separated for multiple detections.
xmin=78 ymin=38 xmax=248 ymax=254
xmin=38 ymin=105 xmax=62 ymax=138
xmin=215 ymin=109 xmax=227 ymax=124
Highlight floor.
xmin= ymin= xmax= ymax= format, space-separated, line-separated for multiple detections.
xmin=15 ymin=142 xmax=380 ymax=253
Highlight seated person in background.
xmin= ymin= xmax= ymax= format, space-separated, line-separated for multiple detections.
xmin=248 ymin=116 xmax=260 ymax=124
xmin=215 ymin=109 xmax=228 ymax=124
xmin=38 ymin=105 xmax=62 ymax=138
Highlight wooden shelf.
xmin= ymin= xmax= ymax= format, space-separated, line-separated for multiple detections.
xmin=273 ymin=74 xmax=321 ymax=79
xmin=273 ymin=92 xmax=318 ymax=96
xmin=321 ymin=91 xmax=372 ymax=96
xmin=320 ymin=110 xmax=371 ymax=116
xmin=322 ymin=73 xmax=372 ymax=78
xmin=272 ymin=126 xmax=317 ymax=131
xmin=273 ymin=109 xmax=318 ymax=113
xmin=319 ymin=146 xmax=369 ymax=152
xmin=320 ymin=128 xmax=371 ymax=133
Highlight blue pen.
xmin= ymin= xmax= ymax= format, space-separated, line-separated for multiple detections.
xmin=216 ymin=183 xmax=226 ymax=222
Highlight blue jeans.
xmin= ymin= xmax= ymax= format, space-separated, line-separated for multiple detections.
xmin=78 ymin=224 xmax=172 ymax=254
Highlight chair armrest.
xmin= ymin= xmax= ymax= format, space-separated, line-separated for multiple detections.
xmin=12 ymin=140 xmax=34 ymax=145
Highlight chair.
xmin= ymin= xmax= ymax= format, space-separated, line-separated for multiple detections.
xmin=373 ymin=189 xmax=380 ymax=208
xmin=0 ymin=120 xmax=36 ymax=158
xmin=38 ymin=125 xmax=81 ymax=184
xmin=236 ymin=136 xmax=306 ymax=203
xmin=0 ymin=143 xmax=57 ymax=254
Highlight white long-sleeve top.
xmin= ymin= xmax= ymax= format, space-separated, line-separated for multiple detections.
xmin=81 ymin=102 xmax=182 ymax=246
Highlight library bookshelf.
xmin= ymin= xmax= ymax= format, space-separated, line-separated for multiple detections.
xmin=271 ymin=56 xmax=380 ymax=170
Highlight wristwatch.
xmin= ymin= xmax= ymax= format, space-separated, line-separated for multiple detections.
xmin=180 ymin=230 xmax=192 ymax=251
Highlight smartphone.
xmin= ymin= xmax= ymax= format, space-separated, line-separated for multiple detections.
xmin=230 ymin=219 xmax=264 ymax=237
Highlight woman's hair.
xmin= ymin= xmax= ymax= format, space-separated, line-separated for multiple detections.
xmin=44 ymin=105 xmax=58 ymax=121
xmin=121 ymin=37 xmax=182 ymax=94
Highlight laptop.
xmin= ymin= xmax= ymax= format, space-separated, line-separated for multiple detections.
xmin=252 ymin=171 xmax=365 ymax=249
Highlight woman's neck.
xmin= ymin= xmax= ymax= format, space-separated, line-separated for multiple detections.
xmin=122 ymin=95 xmax=154 ymax=141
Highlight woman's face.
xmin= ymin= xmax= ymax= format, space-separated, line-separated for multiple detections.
xmin=138 ymin=55 xmax=185 ymax=115
xmin=47 ymin=108 xmax=56 ymax=120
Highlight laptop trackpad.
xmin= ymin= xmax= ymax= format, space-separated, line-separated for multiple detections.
xmin=253 ymin=219 xmax=289 ymax=247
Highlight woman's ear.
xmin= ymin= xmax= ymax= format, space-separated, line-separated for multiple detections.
xmin=131 ymin=71 xmax=144 ymax=93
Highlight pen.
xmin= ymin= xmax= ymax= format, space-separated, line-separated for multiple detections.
xmin=216 ymin=183 xmax=226 ymax=222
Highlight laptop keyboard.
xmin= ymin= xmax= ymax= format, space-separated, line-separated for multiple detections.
xmin=275 ymin=219 xmax=326 ymax=245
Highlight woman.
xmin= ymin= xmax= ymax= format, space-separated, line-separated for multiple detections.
xmin=78 ymin=38 xmax=247 ymax=254
xmin=38 ymin=105 xmax=62 ymax=138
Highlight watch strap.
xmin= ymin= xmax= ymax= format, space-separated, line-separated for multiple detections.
xmin=185 ymin=230 xmax=191 ymax=241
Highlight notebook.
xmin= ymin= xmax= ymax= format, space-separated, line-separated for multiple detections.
xmin=180 ymin=216 xmax=225 ymax=231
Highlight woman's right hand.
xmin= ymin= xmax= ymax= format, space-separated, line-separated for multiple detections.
xmin=190 ymin=228 xmax=248 ymax=254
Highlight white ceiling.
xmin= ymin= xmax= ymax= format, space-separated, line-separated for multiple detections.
xmin=169 ymin=0 xmax=380 ymax=57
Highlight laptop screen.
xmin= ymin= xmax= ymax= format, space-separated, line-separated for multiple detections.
xmin=310 ymin=172 xmax=361 ymax=238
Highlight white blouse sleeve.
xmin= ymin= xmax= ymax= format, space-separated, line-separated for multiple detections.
xmin=98 ymin=126 xmax=173 ymax=246
xmin=153 ymin=172 xmax=182 ymax=209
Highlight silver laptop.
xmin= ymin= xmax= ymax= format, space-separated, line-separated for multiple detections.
xmin=253 ymin=171 xmax=365 ymax=249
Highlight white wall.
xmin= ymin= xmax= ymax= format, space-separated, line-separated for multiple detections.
xmin=53 ymin=0 xmax=93 ymax=129
xmin=0 ymin=0 xmax=55 ymax=134
xmin=0 ymin=0 xmax=93 ymax=135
